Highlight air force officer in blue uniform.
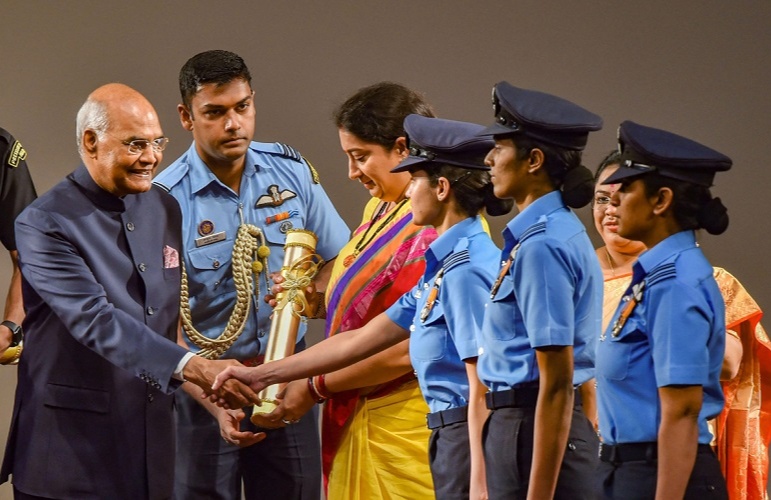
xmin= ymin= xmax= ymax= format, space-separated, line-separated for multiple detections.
xmin=596 ymin=121 xmax=731 ymax=499
xmin=476 ymin=82 xmax=603 ymax=499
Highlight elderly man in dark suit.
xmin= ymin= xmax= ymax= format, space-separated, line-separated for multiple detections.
xmin=0 ymin=83 xmax=258 ymax=499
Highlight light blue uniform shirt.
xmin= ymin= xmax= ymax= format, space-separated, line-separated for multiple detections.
xmin=386 ymin=216 xmax=499 ymax=413
xmin=477 ymin=191 xmax=602 ymax=392
xmin=596 ymin=230 xmax=725 ymax=445
xmin=154 ymin=141 xmax=349 ymax=360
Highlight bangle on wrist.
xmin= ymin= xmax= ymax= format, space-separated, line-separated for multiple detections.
xmin=315 ymin=373 xmax=333 ymax=399
xmin=307 ymin=377 xmax=326 ymax=403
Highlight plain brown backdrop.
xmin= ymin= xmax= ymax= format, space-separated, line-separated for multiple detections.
xmin=1 ymin=2 xmax=769 ymax=498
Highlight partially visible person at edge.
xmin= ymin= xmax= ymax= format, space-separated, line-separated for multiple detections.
xmin=593 ymin=150 xmax=771 ymax=500
xmin=595 ymin=120 xmax=732 ymax=499
xmin=260 ymin=82 xmax=439 ymax=498
xmin=0 ymin=127 xmax=36 ymax=365
xmin=212 ymin=115 xmax=514 ymax=500
xmin=153 ymin=50 xmax=349 ymax=500
xmin=475 ymin=81 xmax=603 ymax=499
xmin=0 ymin=83 xmax=257 ymax=499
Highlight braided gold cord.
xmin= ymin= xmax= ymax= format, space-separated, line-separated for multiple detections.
xmin=273 ymin=254 xmax=325 ymax=318
xmin=180 ymin=224 xmax=269 ymax=359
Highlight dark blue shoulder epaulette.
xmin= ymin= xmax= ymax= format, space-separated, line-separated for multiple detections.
xmin=518 ymin=220 xmax=547 ymax=245
xmin=444 ymin=249 xmax=470 ymax=273
xmin=251 ymin=141 xmax=304 ymax=163
xmin=645 ymin=263 xmax=677 ymax=288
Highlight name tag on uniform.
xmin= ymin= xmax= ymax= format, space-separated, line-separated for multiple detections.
xmin=195 ymin=231 xmax=226 ymax=247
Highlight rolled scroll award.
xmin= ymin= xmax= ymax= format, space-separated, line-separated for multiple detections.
xmin=252 ymin=229 xmax=323 ymax=420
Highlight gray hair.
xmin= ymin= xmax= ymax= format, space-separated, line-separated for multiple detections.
xmin=75 ymin=98 xmax=109 ymax=156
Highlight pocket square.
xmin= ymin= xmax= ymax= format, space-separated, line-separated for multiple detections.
xmin=163 ymin=245 xmax=180 ymax=269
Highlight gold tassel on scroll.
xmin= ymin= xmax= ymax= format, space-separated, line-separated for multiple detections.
xmin=252 ymin=229 xmax=324 ymax=419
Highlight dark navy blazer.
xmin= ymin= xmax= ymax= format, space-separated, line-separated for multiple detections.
xmin=1 ymin=165 xmax=188 ymax=499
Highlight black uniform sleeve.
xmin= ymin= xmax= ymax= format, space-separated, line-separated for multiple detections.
xmin=0 ymin=127 xmax=38 ymax=251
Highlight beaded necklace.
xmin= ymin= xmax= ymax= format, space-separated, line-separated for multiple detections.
xmin=343 ymin=199 xmax=408 ymax=267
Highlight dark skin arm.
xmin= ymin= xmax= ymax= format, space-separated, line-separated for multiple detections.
xmin=211 ymin=313 xmax=408 ymax=393
xmin=529 ymin=345 xmax=574 ymax=500
xmin=1 ymin=250 xmax=24 ymax=352
xmin=656 ymin=385 xmax=701 ymax=500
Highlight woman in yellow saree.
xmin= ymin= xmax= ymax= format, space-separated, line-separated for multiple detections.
xmin=321 ymin=82 xmax=437 ymax=499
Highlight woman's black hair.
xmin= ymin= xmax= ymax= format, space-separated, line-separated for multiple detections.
xmin=426 ymin=164 xmax=513 ymax=217
xmin=594 ymin=150 xmax=623 ymax=183
xmin=641 ymin=174 xmax=729 ymax=235
xmin=510 ymin=135 xmax=593 ymax=208
xmin=333 ymin=82 xmax=435 ymax=149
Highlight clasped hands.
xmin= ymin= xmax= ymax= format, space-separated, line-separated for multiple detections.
xmin=199 ymin=362 xmax=314 ymax=431
xmin=183 ymin=355 xmax=261 ymax=409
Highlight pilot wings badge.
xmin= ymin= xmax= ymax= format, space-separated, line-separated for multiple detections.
xmin=255 ymin=184 xmax=297 ymax=208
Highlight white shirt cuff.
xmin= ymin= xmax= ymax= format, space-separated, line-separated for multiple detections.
xmin=173 ymin=352 xmax=196 ymax=381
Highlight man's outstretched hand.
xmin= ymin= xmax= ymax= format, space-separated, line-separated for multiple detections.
xmin=184 ymin=356 xmax=261 ymax=409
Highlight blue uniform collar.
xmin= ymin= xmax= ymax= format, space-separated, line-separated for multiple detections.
xmin=69 ymin=164 xmax=130 ymax=212
xmin=634 ymin=230 xmax=698 ymax=277
xmin=186 ymin=141 xmax=258 ymax=194
xmin=502 ymin=190 xmax=563 ymax=247
xmin=425 ymin=216 xmax=484 ymax=274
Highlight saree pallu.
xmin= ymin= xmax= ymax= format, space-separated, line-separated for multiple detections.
xmin=603 ymin=268 xmax=771 ymax=500
xmin=323 ymin=197 xmax=436 ymax=498
xmin=713 ymin=268 xmax=771 ymax=500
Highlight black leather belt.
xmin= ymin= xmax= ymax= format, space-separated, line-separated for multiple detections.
xmin=426 ymin=405 xmax=468 ymax=429
xmin=600 ymin=442 xmax=714 ymax=463
xmin=485 ymin=385 xmax=583 ymax=410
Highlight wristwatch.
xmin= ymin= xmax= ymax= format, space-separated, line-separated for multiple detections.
xmin=1 ymin=320 xmax=23 ymax=347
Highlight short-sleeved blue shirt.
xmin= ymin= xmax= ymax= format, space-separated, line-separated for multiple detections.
xmin=386 ymin=216 xmax=499 ymax=413
xmin=596 ymin=230 xmax=725 ymax=445
xmin=154 ymin=141 xmax=350 ymax=360
xmin=477 ymin=191 xmax=602 ymax=392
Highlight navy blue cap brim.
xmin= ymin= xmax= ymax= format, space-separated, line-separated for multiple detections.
xmin=477 ymin=122 xmax=517 ymax=137
xmin=390 ymin=156 xmax=428 ymax=173
xmin=601 ymin=164 xmax=650 ymax=185
xmin=391 ymin=156 xmax=491 ymax=173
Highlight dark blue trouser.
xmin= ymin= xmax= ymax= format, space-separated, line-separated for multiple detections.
xmin=597 ymin=443 xmax=727 ymax=499
xmin=429 ymin=420 xmax=471 ymax=500
xmin=483 ymin=405 xmax=599 ymax=499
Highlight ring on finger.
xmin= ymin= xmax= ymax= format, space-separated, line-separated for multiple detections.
xmin=281 ymin=418 xmax=299 ymax=425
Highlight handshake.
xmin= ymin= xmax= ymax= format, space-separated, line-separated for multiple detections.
xmin=183 ymin=355 xmax=271 ymax=409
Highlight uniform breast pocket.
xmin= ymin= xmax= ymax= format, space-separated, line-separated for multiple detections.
xmin=600 ymin=318 xmax=645 ymax=381
xmin=411 ymin=302 xmax=448 ymax=361
xmin=488 ymin=276 xmax=518 ymax=341
xmin=187 ymin=244 xmax=233 ymax=297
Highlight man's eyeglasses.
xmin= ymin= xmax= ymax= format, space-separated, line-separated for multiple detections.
xmin=122 ymin=137 xmax=169 ymax=155
xmin=105 ymin=132 xmax=169 ymax=155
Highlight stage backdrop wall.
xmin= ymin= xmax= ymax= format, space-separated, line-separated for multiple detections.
xmin=1 ymin=2 xmax=769 ymax=498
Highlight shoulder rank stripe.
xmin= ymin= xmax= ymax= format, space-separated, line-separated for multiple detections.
xmin=443 ymin=250 xmax=470 ymax=273
xmin=645 ymin=263 xmax=677 ymax=288
xmin=278 ymin=142 xmax=303 ymax=162
xmin=518 ymin=221 xmax=547 ymax=244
